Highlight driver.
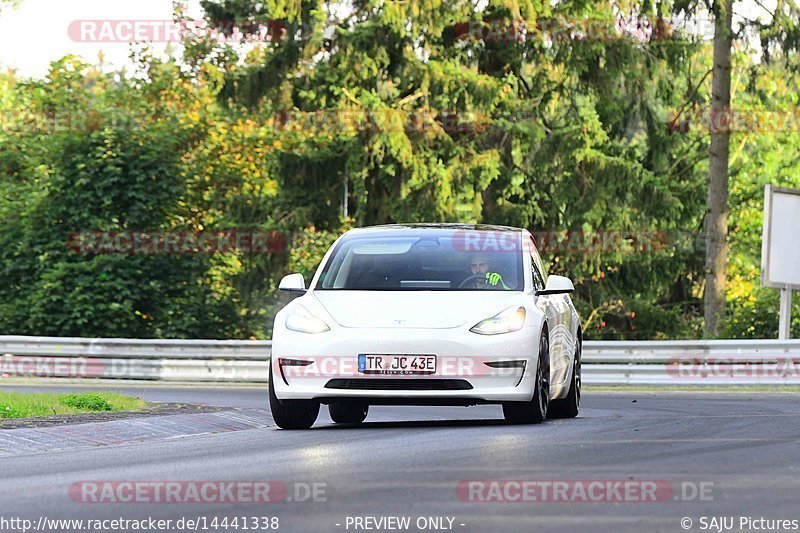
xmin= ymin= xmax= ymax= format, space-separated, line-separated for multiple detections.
xmin=467 ymin=253 xmax=511 ymax=290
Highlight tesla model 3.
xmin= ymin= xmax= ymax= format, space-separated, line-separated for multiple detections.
xmin=269 ymin=224 xmax=582 ymax=428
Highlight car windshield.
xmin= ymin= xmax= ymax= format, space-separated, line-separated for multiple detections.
xmin=316 ymin=230 xmax=523 ymax=291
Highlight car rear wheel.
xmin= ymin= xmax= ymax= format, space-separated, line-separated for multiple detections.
xmin=329 ymin=402 xmax=369 ymax=424
xmin=502 ymin=332 xmax=549 ymax=424
xmin=549 ymin=336 xmax=581 ymax=419
xmin=269 ymin=365 xmax=319 ymax=429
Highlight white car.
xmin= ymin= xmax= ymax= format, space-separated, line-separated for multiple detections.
xmin=269 ymin=224 xmax=582 ymax=429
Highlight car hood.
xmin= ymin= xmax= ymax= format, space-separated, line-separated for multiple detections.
xmin=311 ymin=291 xmax=518 ymax=329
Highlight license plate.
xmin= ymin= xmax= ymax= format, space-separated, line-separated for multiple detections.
xmin=358 ymin=354 xmax=436 ymax=375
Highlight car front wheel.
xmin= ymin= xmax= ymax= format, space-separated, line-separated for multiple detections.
xmin=502 ymin=331 xmax=550 ymax=424
xmin=269 ymin=364 xmax=319 ymax=429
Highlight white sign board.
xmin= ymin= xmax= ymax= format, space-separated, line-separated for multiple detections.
xmin=761 ymin=185 xmax=800 ymax=290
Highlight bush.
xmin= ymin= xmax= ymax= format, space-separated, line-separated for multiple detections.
xmin=60 ymin=393 xmax=114 ymax=412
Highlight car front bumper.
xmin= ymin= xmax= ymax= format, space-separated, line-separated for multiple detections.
xmin=271 ymin=325 xmax=542 ymax=404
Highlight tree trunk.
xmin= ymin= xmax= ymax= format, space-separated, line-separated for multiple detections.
xmin=481 ymin=181 xmax=495 ymax=223
xmin=704 ymin=0 xmax=734 ymax=338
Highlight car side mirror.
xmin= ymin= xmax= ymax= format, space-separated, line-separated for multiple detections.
xmin=279 ymin=273 xmax=306 ymax=293
xmin=535 ymin=275 xmax=574 ymax=296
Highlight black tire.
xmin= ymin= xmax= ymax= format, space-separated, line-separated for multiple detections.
xmin=269 ymin=364 xmax=319 ymax=429
xmin=502 ymin=331 xmax=550 ymax=424
xmin=329 ymin=402 xmax=369 ymax=424
xmin=549 ymin=336 xmax=581 ymax=419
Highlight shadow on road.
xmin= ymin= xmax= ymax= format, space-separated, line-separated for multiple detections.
xmin=311 ymin=418 xmax=510 ymax=430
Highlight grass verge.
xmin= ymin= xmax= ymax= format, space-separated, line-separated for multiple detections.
xmin=0 ymin=391 xmax=148 ymax=418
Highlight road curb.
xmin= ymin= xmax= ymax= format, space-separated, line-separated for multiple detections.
xmin=0 ymin=408 xmax=272 ymax=456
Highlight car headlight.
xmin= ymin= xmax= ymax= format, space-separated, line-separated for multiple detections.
xmin=470 ymin=306 xmax=526 ymax=335
xmin=285 ymin=305 xmax=331 ymax=334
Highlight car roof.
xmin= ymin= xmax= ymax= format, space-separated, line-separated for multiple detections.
xmin=346 ymin=223 xmax=524 ymax=234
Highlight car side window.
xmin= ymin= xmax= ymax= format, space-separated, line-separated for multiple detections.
xmin=529 ymin=238 xmax=545 ymax=291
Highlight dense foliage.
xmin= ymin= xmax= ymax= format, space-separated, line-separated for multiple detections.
xmin=0 ymin=1 xmax=798 ymax=339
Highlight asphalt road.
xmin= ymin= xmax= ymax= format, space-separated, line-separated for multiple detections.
xmin=1 ymin=385 xmax=799 ymax=533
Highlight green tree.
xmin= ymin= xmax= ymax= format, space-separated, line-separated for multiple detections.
xmin=0 ymin=57 xmax=263 ymax=337
xmin=195 ymin=0 xmax=710 ymax=338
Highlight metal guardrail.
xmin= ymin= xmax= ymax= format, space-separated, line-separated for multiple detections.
xmin=1 ymin=336 xmax=799 ymax=385
xmin=0 ymin=336 xmax=270 ymax=382
xmin=583 ymin=339 xmax=800 ymax=385
xmin=0 ymin=336 xmax=272 ymax=359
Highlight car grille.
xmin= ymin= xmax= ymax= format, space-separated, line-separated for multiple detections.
xmin=324 ymin=378 xmax=473 ymax=391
